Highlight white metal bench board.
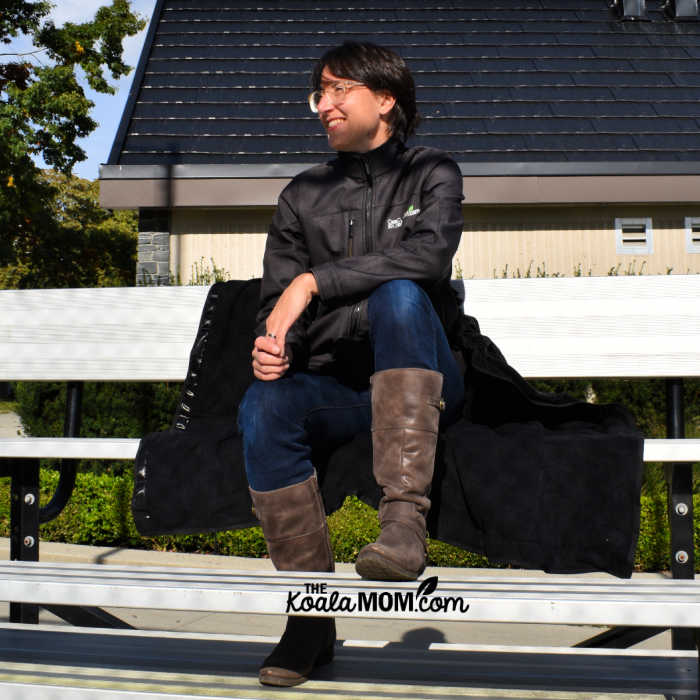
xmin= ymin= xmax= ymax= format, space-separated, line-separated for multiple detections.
xmin=0 ymin=435 xmax=699 ymax=462
xmin=1 ymin=276 xmax=699 ymax=381
xmin=460 ymin=275 xmax=700 ymax=378
xmin=1 ymin=562 xmax=700 ymax=628
xmin=0 ymin=285 xmax=209 ymax=382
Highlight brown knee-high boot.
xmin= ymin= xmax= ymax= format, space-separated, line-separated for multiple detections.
xmin=249 ymin=472 xmax=336 ymax=686
xmin=355 ymin=368 xmax=444 ymax=581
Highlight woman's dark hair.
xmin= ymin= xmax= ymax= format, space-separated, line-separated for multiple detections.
xmin=311 ymin=42 xmax=420 ymax=142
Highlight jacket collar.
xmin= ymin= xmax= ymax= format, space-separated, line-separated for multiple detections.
xmin=335 ymin=137 xmax=405 ymax=181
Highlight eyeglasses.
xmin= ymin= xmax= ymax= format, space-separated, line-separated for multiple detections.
xmin=308 ymin=81 xmax=367 ymax=113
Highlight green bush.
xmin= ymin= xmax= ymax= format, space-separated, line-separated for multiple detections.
xmin=1 ymin=469 xmax=697 ymax=571
xmin=35 ymin=468 xmax=140 ymax=546
xmin=0 ymin=468 xmax=269 ymax=557
xmin=635 ymin=491 xmax=670 ymax=571
xmin=13 ymin=381 xmax=182 ymax=474
xmin=427 ymin=539 xmax=492 ymax=568
xmin=15 ymin=381 xmax=181 ymax=439
xmin=328 ymin=494 xmax=380 ymax=561
xmin=327 ymin=495 xmax=492 ymax=567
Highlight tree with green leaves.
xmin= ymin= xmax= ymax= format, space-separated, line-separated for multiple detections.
xmin=0 ymin=170 xmax=138 ymax=288
xmin=0 ymin=1 xmax=145 ymax=288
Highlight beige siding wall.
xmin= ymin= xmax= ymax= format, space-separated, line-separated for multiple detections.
xmin=170 ymin=205 xmax=700 ymax=283
xmin=170 ymin=208 xmax=273 ymax=284
xmin=456 ymin=205 xmax=700 ymax=279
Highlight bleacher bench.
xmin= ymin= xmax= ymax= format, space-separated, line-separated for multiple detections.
xmin=0 ymin=275 xmax=698 ymax=697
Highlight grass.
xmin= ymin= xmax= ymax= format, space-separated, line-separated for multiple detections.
xmin=0 ymin=400 xmax=18 ymax=414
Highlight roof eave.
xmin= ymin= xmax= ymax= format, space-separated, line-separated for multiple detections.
xmin=99 ymin=163 xmax=700 ymax=210
xmin=99 ymin=161 xmax=700 ymax=181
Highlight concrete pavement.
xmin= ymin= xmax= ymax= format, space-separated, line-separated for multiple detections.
xmin=0 ymin=410 xmax=23 ymax=437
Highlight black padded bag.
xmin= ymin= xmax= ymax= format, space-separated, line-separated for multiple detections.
xmin=132 ymin=279 xmax=259 ymax=535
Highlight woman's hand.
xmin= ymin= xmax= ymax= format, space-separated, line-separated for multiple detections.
xmin=251 ymin=272 xmax=318 ymax=381
xmin=251 ymin=335 xmax=289 ymax=381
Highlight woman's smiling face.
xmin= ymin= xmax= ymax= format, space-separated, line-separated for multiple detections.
xmin=316 ymin=67 xmax=396 ymax=153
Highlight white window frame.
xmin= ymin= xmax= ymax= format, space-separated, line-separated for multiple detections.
xmin=684 ymin=217 xmax=700 ymax=254
xmin=615 ymin=217 xmax=653 ymax=255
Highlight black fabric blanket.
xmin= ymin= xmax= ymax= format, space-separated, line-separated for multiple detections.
xmin=133 ymin=279 xmax=644 ymax=578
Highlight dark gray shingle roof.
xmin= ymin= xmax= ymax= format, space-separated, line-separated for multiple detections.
xmin=108 ymin=0 xmax=700 ymax=172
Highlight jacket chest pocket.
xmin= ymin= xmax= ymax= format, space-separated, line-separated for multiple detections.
xmin=305 ymin=210 xmax=359 ymax=262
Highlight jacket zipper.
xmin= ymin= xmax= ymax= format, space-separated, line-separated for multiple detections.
xmin=348 ymin=301 xmax=362 ymax=336
xmin=346 ymin=158 xmax=371 ymax=336
xmin=360 ymin=158 xmax=373 ymax=253
xmin=348 ymin=217 xmax=354 ymax=257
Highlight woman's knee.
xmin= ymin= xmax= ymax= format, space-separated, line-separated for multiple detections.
xmin=368 ymin=280 xmax=432 ymax=328
xmin=238 ymin=378 xmax=311 ymax=490
xmin=238 ymin=380 xmax=262 ymax=434
xmin=238 ymin=378 xmax=295 ymax=441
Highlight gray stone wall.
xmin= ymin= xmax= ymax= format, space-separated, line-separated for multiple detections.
xmin=137 ymin=231 xmax=170 ymax=286
xmin=137 ymin=209 xmax=170 ymax=285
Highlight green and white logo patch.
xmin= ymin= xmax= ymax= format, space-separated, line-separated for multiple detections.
xmin=387 ymin=204 xmax=421 ymax=230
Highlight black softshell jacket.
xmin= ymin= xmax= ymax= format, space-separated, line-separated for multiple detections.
xmin=255 ymin=137 xmax=464 ymax=374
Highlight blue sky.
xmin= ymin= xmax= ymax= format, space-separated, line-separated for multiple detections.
xmin=6 ymin=0 xmax=158 ymax=181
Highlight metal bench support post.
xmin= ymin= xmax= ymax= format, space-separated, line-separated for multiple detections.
xmin=9 ymin=458 xmax=39 ymax=623
xmin=37 ymin=381 xmax=133 ymax=630
xmin=39 ymin=381 xmax=82 ymax=523
xmin=64 ymin=381 xmax=83 ymax=437
xmin=666 ymin=377 xmax=696 ymax=651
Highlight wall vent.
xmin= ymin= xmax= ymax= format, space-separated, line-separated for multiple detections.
xmin=615 ymin=218 xmax=653 ymax=255
xmin=685 ymin=217 xmax=700 ymax=253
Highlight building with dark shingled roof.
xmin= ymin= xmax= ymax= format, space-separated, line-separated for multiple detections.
xmin=99 ymin=0 xmax=700 ymax=283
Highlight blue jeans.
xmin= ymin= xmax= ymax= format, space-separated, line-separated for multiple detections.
xmin=238 ymin=280 xmax=464 ymax=491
